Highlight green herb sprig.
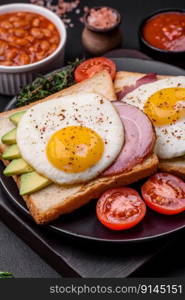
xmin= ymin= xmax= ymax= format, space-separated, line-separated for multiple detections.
xmin=0 ymin=271 xmax=13 ymax=278
xmin=16 ymin=58 xmax=82 ymax=107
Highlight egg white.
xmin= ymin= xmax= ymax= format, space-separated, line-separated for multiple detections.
xmin=122 ymin=76 xmax=185 ymax=159
xmin=17 ymin=93 xmax=124 ymax=184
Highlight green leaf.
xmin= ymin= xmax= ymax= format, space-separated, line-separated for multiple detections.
xmin=0 ymin=271 xmax=13 ymax=278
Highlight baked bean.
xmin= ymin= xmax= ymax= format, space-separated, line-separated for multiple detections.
xmin=47 ymin=23 xmax=55 ymax=31
xmin=48 ymin=44 xmax=58 ymax=55
xmin=40 ymin=40 xmax=49 ymax=51
xmin=8 ymin=28 xmax=14 ymax=35
xmin=15 ymin=38 xmax=28 ymax=46
xmin=7 ymin=35 xmax=17 ymax=43
xmin=39 ymin=16 xmax=45 ymax=22
xmin=9 ymin=16 xmax=19 ymax=22
xmin=0 ymin=21 xmax=13 ymax=29
xmin=32 ymin=42 xmax=40 ymax=52
xmin=17 ymin=52 xmax=30 ymax=65
xmin=0 ymin=28 xmax=8 ymax=39
xmin=0 ymin=41 xmax=8 ymax=55
xmin=13 ymin=20 xmax=28 ymax=29
xmin=28 ymin=46 xmax=35 ymax=53
xmin=32 ymin=18 xmax=40 ymax=27
xmin=36 ymin=51 xmax=46 ymax=61
xmin=6 ymin=48 xmax=17 ymax=60
xmin=0 ymin=11 xmax=60 ymax=66
xmin=17 ymin=12 xmax=26 ymax=17
xmin=25 ymin=14 xmax=35 ymax=22
xmin=26 ymin=35 xmax=35 ymax=43
xmin=50 ymin=36 xmax=60 ymax=44
xmin=42 ymin=28 xmax=52 ymax=38
xmin=30 ymin=28 xmax=44 ymax=39
xmin=14 ymin=29 xmax=25 ymax=37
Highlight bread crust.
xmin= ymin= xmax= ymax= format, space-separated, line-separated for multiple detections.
xmin=0 ymin=151 xmax=158 ymax=224
xmin=159 ymin=159 xmax=185 ymax=180
xmin=114 ymin=71 xmax=170 ymax=93
xmin=0 ymin=70 xmax=116 ymax=119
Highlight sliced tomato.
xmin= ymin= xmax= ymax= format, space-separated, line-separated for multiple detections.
xmin=74 ymin=57 xmax=116 ymax=82
xmin=96 ymin=187 xmax=146 ymax=230
xmin=141 ymin=173 xmax=185 ymax=215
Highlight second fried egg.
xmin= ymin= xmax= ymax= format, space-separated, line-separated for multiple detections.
xmin=122 ymin=77 xmax=185 ymax=159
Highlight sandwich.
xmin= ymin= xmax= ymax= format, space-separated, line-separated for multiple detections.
xmin=114 ymin=71 xmax=185 ymax=179
xmin=0 ymin=70 xmax=158 ymax=224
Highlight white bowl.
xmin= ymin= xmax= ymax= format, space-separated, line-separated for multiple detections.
xmin=0 ymin=3 xmax=67 ymax=96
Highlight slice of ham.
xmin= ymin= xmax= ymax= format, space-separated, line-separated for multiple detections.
xmin=116 ymin=73 xmax=158 ymax=100
xmin=103 ymin=102 xmax=156 ymax=176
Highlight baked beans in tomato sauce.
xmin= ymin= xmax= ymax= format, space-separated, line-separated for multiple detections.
xmin=143 ymin=12 xmax=185 ymax=52
xmin=0 ymin=11 xmax=60 ymax=66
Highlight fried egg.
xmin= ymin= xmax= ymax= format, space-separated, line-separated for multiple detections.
xmin=17 ymin=93 xmax=124 ymax=184
xmin=122 ymin=76 xmax=185 ymax=159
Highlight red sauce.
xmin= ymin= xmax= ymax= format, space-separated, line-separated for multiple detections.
xmin=0 ymin=11 xmax=60 ymax=66
xmin=143 ymin=12 xmax=185 ymax=52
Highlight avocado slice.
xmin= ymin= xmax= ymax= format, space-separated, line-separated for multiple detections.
xmin=20 ymin=172 xmax=51 ymax=195
xmin=1 ymin=128 xmax=17 ymax=145
xmin=2 ymin=144 xmax=21 ymax=160
xmin=9 ymin=111 xmax=25 ymax=125
xmin=3 ymin=158 xmax=33 ymax=176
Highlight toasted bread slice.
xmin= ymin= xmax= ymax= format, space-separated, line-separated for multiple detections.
xmin=1 ymin=154 xmax=158 ymax=224
xmin=0 ymin=70 xmax=158 ymax=224
xmin=0 ymin=70 xmax=116 ymax=119
xmin=114 ymin=70 xmax=185 ymax=179
xmin=114 ymin=71 xmax=168 ymax=94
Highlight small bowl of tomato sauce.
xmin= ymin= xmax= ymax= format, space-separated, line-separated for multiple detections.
xmin=139 ymin=9 xmax=185 ymax=64
xmin=0 ymin=3 xmax=67 ymax=95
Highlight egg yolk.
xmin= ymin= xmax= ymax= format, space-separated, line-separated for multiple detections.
xmin=144 ymin=87 xmax=185 ymax=126
xmin=46 ymin=126 xmax=104 ymax=173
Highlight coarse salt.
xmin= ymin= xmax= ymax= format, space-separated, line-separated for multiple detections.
xmin=30 ymin=0 xmax=80 ymax=27
xmin=87 ymin=7 xmax=118 ymax=30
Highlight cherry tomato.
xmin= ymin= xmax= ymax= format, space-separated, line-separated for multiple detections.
xmin=141 ymin=173 xmax=185 ymax=215
xmin=96 ymin=187 xmax=146 ymax=230
xmin=74 ymin=57 xmax=116 ymax=82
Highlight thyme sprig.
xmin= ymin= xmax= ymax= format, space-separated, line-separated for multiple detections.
xmin=0 ymin=271 xmax=13 ymax=278
xmin=16 ymin=58 xmax=82 ymax=107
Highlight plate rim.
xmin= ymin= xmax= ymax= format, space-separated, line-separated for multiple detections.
xmin=1 ymin=56 xmax=185 ymax=244
xmin=1 ymin=175 xmax=185 ymax=244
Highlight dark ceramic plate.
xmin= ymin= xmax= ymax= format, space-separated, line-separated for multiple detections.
xmin=1 ymin=57 xmax=185 ymax=243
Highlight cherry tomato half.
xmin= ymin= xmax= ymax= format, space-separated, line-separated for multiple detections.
xmin=141 ymin=173 xmax=185 ymax=215
xmin=74 ymin=57 xmax=116 ymax=82
xmin=96 ymin=187 xmax=146 ymax=230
